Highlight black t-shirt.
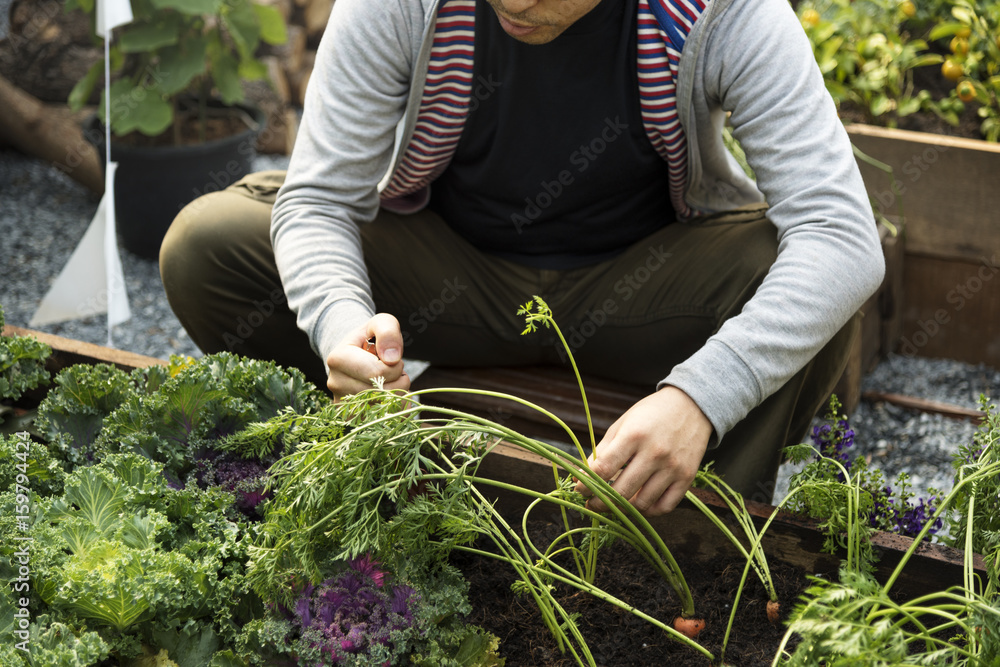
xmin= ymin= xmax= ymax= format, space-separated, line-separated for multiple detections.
xmin=428 ymin=0 xmax=675 ymax=269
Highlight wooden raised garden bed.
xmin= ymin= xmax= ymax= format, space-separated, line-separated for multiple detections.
xmin=846 ymin=124 xmax=1000 ymax=369
xmin=4 ymin=319 xmax=995 ymax=664
xmin=4 ymin=324 xmax=985 ymax=602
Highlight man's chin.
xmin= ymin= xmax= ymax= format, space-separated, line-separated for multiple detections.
xmin=505 ymin=25 xmax=566 ymax=44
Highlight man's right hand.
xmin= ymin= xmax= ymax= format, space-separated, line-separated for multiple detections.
xmin=325 ymin=313 xmax=410 ymax=399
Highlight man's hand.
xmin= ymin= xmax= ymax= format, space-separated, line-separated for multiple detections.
xmin=575 ymin=385 xmax=713 ymax=516
xmin=326 ymin=313 xmax=410 ymax=399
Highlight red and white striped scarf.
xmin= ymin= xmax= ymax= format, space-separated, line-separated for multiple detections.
xmin=380 ymin=0 xmax=709 ymax=219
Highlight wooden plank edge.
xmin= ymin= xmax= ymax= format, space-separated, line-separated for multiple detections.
xmin=863 ymin=390 xmax=986 ymax=424
xmin=2 ymin=325 xmax=168 ymax=371
xmin=846 ymin=123 xmax=1000 ymax=154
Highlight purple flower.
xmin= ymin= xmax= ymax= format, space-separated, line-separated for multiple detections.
xmin=896 ymin=496 xmax=943 ymax=536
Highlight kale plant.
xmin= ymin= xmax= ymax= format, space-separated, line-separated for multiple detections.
xmin=0 ymin=432 xmax=64 ymax=498
xmin=0 ymin=305 xmax=51 ymax=402
xmin=0 ymin=451 xmax=260 ymax=665
xmin=34 ymin=363 xmax=139 ymax=468
xmin=278 ymin=553 xmax=420 ymax=665
xmin=34 ymin=352 xmax=328 ymax=517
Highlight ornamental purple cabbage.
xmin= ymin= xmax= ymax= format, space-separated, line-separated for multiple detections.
xmin=195 ymin=453 xmax=271 ymax=515
xmin=286 ymin=554 xmax=419 ymax=665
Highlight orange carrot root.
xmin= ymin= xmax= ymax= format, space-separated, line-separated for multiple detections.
xmin=766 ymin=600 xmax=781 ymax=624
xmin=673 ymin=616 xmax=706 ymax=639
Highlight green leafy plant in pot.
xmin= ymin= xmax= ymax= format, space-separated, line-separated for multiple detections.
xmin=67 ymin=0 xmax=288 ymax=258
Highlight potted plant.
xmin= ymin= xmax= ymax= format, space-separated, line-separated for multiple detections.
xmin=66 ymin=0 xmax=288 ymax=258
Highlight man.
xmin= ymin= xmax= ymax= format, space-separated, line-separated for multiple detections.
xmin=161 ymin=0 xmax=885 ymax=515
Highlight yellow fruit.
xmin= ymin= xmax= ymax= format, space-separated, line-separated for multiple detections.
xmin=950 ymin=36 xmax=969 ymax=55
xmin=942 ymin=59 xmax=964 ymax=81
xmin=956 ymin=80 xmax=976 ymax=102
xmin=900 ymin=1 xmax=916 ymax=17
xmin=802 ymin=8 xmax=821 ymax=27
xmin=957 ymin=26 xmax=972 ymax=38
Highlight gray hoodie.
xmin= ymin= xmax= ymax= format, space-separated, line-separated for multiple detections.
xmin=271 ymin=0 xmax=885 ymax=443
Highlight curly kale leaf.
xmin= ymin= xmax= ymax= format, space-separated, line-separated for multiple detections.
xmin=235 ymin=617 xmax=296 ymax=666
xmin=35 ymin=363 xmax=137 ymax=468
xmin=94 ymin=353 xmax=327 ymax=478
xmin=97 ymin=371 xmax=253 ymax=475
xmin=0 ymin=432 xmax=65 ymax=497
xmin=32 ymin=453 xmax=252 ymax=640
xmin=0 ymin=305 xmax=51 ymax=401
xmin=402 ymin=563 xmax=506 ymax=667
xmin=21 ymin=616 xmax=111 ymax=667
xmin=199 ymin=354 xmax=327 ymax=421
xmin=195 ymin=454 xmax=271 ymax=517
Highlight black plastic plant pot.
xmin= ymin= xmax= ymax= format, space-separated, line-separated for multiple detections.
xmin=84 ymin=103 xmax=266 ymax=259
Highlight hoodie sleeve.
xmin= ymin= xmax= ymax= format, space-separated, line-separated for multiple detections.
xmin=660 ymin=0 xmax=885 ymax=444
xmin=271 ymin=0 xmax=422 ymax=365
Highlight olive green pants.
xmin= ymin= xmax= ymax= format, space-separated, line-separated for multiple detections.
xmin=160 ymin=170 xmax=858 ymax=502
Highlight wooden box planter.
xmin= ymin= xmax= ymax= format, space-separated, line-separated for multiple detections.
xmin=2 ymin=325 xmax=985 ymax=604
xmin=846 ymin=124 xmax=1000 ymax=369
xmin=476 ymin=440 xmax=985 ymax=604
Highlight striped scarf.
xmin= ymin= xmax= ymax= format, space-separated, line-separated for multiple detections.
xmin=380 ymin=0 xmax=709 ymax=219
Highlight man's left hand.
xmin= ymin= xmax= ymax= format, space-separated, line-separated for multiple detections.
xmin=575 ymin=385 xmax=713 ymax=516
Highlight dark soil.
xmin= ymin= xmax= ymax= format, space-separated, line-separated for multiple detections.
xmin=453 ymin=521 xmax=808 ymax=667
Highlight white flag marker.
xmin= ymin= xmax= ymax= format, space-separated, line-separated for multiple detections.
xmin=30 ymin=165 xmax=132 ymax=335
xmin=96 ymin=0 xmax=133 ymax=39
xmin=30 ymin=0 xmax=134 ymax=346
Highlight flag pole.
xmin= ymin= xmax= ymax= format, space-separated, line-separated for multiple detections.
xmin=104 ymin=23 xmax=114 ymax=347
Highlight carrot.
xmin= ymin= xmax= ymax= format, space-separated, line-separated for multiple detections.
xmin=766 ymin=600 xmax=781 ymax=624
xmin=673 ymin=615 xmax=706 ymax=639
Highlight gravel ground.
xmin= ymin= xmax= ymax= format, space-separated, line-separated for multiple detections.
xmin=0 ymin=149 xmax=290 ymax=358
xmin=773 ymin=359 xmax=999 ymax=504
xmin=1 ymin=0 xmax=9 ymax=40
xmin=2 ymin=147 xmax=997 ymax=510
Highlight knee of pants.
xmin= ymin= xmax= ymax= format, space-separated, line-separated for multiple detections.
xmin=726 ymin=220 xmax=779 ymax=281
xmin=160 ymin=191 xmax=271 ymax=295
xmin=709 ymin=220 xmax=780 ymax=319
